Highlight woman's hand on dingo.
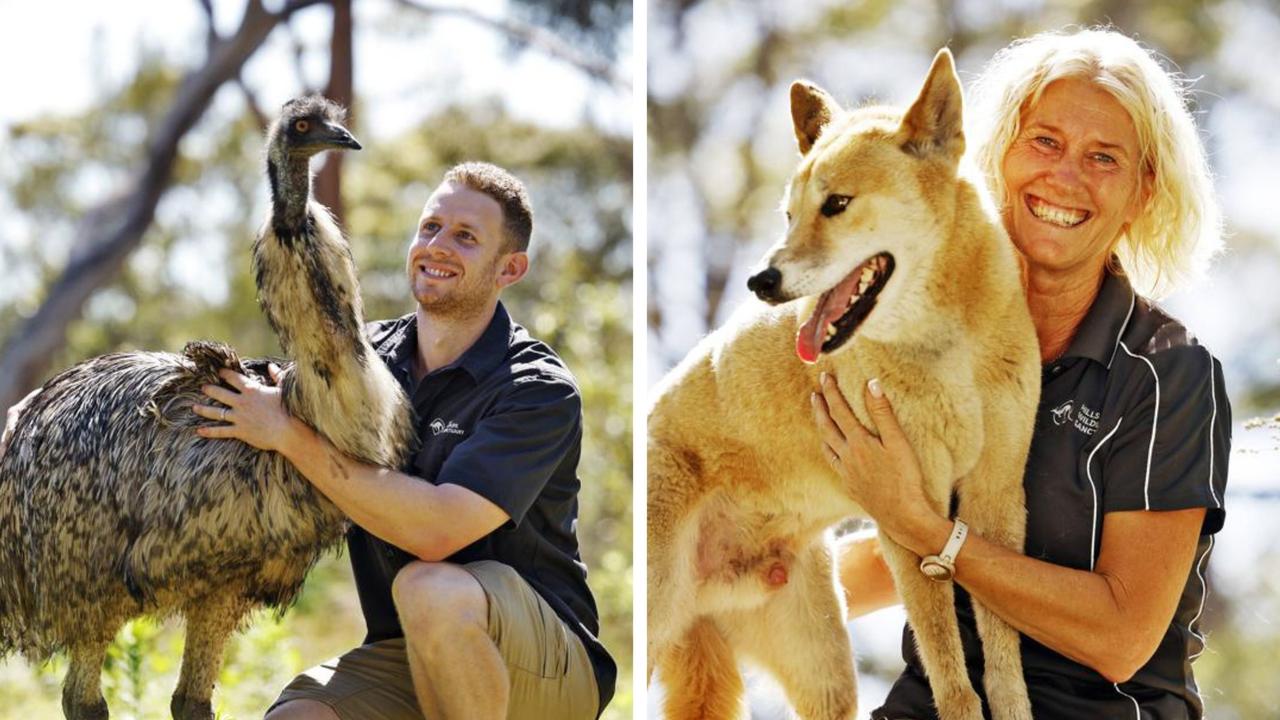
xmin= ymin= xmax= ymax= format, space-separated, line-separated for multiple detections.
xmin=812 ymin=374 xmax=940 ymax=554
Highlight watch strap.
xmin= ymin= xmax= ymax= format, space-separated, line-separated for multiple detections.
xmin=919 ymin=519 xmax=969 ymax=582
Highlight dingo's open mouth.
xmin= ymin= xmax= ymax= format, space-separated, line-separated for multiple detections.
xmin=796 ymin=252 xmax=895 ymax=363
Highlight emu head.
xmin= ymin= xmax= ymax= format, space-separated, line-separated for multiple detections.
xmin=267 ymin=95 xmax=361 ymax=159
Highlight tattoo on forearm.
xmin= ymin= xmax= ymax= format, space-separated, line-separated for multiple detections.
xmin=327 ymin=449 xmax=350 ymax=482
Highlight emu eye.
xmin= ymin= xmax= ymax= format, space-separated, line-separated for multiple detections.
xmin=821 ymin=194 xmax=852 ymax=217
xmin=294 ymin=119 xmax=310 ymax=133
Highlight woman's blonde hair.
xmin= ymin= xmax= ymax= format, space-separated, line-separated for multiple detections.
xmin=969 ymin=28 xmax=1222 ymax=298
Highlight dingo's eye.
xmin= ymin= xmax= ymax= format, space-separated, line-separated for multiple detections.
xmin=821 ymin=194 xmax=852 ymax=217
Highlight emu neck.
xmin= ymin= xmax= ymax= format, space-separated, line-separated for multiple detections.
xmin=257 ymin=142 xmax=367 ymax=385
xmin=267 ymin=147 xmax=312 ymax=234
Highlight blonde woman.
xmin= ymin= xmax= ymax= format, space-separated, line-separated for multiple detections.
xmin=815 ymin=29 xmax=1228 ymax=719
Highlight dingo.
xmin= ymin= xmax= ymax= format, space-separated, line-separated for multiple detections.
xmin=648 ymin=50 xmax=1039 ymax=720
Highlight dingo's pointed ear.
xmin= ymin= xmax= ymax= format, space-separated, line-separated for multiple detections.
xmin=791 ymin=81 xmax=840 ymax=155
xmin=900 ymin=48 xmax=965 ymax=160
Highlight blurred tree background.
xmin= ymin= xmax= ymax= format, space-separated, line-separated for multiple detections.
xmin=0 ymin=0 xmax=632 ymax=718
xmin=648 ymin=1 xmax=1279 ymax=719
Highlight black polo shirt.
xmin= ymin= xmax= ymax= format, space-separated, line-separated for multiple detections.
xmin=347 ymin=302 xmax=616 ymax=715
xmin=874 ymin=271 xmax=1230 ymax=720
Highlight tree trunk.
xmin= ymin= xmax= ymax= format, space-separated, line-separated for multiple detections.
xmin=315 ymin=0 xmax=354 ymax=222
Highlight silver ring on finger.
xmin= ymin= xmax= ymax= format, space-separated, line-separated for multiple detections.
xmin=220 ymin=407 xmax=228 ymax=422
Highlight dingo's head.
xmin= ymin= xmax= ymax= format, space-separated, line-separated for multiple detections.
xmin=748 ymin=49 xmax=967 ymax=363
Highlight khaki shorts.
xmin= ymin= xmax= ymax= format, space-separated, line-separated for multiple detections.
xmin=269 ymin=560 xmax=598 ymax=720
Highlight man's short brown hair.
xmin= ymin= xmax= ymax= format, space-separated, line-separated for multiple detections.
xmin=442 ymin=162 xmax=534 ymax=253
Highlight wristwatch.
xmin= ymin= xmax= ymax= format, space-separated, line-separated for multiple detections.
xmin=919 ymin=519 xmax=969 ymax=582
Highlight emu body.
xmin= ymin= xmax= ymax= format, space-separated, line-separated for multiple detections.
xmin=0 ymin=96 xmax=410 ymax=720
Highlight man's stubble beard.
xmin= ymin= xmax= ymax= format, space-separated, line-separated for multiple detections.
xmin=409 ymin=256 xmax=501 ymax=321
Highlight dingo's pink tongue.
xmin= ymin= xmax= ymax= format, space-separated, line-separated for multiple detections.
xmin=795 ymin=271 xmax=861 ymax=363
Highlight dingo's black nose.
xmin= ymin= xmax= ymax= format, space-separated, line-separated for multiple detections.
xmin=748 ymin=267 xmax=783 ymax=302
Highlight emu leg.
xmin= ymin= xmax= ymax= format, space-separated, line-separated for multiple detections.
xmin=170 ymin=595 xmax=249 ymax=720
xmin=62 ymin=640 xmax=110 ymax=720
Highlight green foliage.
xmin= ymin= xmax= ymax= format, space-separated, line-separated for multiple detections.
xmin=102 ymin=619 xmax=163 ymax=710
xmin=1 ymin=55 xmax=632 ymax=718
xmin=512 ymin=0 xmax=632 ymax=57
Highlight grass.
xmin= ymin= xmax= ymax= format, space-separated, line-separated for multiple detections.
xmin=0 ymin=553 xmax=632 ymax=719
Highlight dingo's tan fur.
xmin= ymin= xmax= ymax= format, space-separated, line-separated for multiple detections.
xmin=648 ymin=50 xmax=1039 ymax=720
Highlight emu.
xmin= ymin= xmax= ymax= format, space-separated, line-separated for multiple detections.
xmin=0 ymin=96 xmax=412 ymax=720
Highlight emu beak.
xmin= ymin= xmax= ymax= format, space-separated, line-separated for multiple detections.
xmin=322 ymin=123 xmax=362 ymax=151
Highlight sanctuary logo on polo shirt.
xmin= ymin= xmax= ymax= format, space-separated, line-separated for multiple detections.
xmin=428 ymin=418 xmax=465 ymax=436
xmin=1049 ymin=399 xmax=1100 ymax=435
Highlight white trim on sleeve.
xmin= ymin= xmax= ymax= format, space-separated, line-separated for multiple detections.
xmin=1106 ymin=290 xmax=1136 ymax=369
xmin=1206 ymin=348 xmax=1221 ymax=509
xmin=1187 ymin=535 xmax=1215 ymax=662
xmin=1118 ymin=341 xmax=1159 ymax=509
xmin=1086 ymin=415 xmax=1126 ymax=569
xmin=1113 ymin=683 xmax=1141 ymax=719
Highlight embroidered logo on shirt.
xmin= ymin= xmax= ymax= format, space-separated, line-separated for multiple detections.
xmin=1050 ymin=400 xmax=1099 ymax=436
xmin=1050 ymin=401 xmax=1074 ymax=426
xmin=429 ymin=418 xmax=466 ymax=436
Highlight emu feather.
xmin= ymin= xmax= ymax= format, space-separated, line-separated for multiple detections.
xmin=0 ymin=96 xmax=411 ymax=720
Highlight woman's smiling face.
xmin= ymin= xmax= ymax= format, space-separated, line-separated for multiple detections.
xmin=1001 ymin=78 xmax=1149 ymax=282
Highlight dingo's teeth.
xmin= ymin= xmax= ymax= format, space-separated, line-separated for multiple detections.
xmin=825 ymin=323 xmax=837 ymax=340
xmin=848 ymin=266 xmax=877 ymax=303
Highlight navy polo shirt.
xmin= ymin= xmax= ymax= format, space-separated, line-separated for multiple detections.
xmin=347 ymin=302 xmax=616 ymax=715
xmin=874 ymin=271 xmax=1230 ymax=720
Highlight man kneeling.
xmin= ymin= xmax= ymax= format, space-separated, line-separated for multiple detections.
xmin=200 ymin=163 xmax=615 ymax=720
